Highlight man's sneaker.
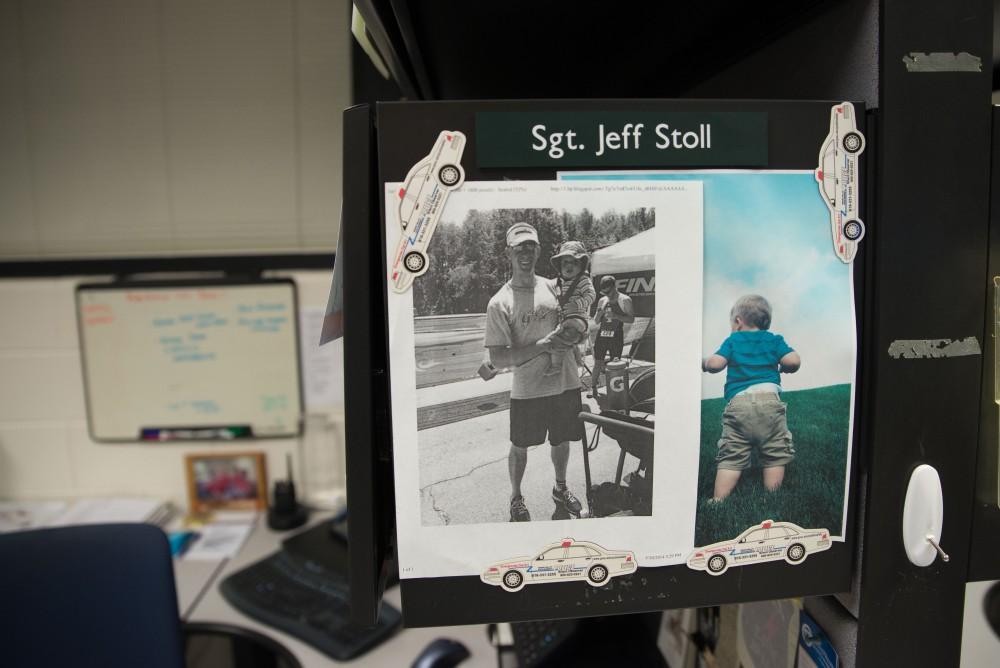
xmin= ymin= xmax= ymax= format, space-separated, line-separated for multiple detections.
xmin=552 ymin=486 xmax=582 ymax=516
xmin=510 ymin=496 xmax=531 ymax=522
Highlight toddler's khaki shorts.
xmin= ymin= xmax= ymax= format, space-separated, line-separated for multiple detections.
xmin=716 ymin=392 xmax=795 ymax=471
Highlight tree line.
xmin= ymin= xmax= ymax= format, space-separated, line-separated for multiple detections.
xmin=413 ymin=207 xmax=653 ymax=316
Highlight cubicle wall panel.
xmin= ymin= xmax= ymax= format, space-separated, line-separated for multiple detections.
xmin=363 ymin=99 xmax=865 ymax=626
xmin=395 ymin=2 xmax=840 ymax=100
xmin=856 ymin=1 xmax=992 ymax=665
xmin=400 ymin=544 xmax=854 ymax=627
xmin=343 ymin=104 xmax=396 ymax=626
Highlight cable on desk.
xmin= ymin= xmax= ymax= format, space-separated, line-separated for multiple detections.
xmin=181 ymin=558 xmax=230 ymax=621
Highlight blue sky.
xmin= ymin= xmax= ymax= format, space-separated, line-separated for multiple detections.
xmin=562 ymin=171 xmax=856 ymax=398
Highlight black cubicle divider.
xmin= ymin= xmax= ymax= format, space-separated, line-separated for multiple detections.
xmin=342 ymin=104 xmax=397 ymax=628
xmin=343 ymin=99 xmax=867 ymax=627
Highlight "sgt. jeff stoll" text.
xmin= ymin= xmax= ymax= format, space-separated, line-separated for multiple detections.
xmin=531 ymin=123 xmax=712 ymax=159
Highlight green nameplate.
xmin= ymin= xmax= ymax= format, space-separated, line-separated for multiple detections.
xmin=476 ymin=111 xmax=767 ymax=168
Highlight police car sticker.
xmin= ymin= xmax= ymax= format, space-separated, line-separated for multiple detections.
xmin=389 ymin=130 xmax=467 ymax=293
xmin=480 ymin=538 xmax=638 ymax=592
xmin=686 ymin=519 xmax=832 ymax=576
xmin=815 ymin=102 xmax=865 ymax=263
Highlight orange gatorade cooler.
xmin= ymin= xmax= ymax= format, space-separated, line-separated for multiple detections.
xmin=605 ymin=359 xmax=630 ymax=410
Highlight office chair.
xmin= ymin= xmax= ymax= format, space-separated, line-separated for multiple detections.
xmin=0 ymin=523 xmax=184 ymax=668
xmin=985 ymin=582 xmax=1000 ymax=640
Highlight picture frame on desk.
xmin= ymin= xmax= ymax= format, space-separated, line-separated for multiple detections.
xmin=185 ymin=452 xmax=268 ymax=513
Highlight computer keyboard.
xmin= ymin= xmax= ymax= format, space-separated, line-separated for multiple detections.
xmin=510 ymin=618 xmax=578 ymax=667
xmin=220 ymin=547 xmax=401 ymax=661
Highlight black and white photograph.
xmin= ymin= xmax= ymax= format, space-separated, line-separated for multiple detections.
xmin=385 ymin=181 xmax=703 ymax=580
xmin=415 ymin=208 xmax=654 ymax=526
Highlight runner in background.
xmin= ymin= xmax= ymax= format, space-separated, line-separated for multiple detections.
xmin=590 ymin=275 xmax=635 ymax=398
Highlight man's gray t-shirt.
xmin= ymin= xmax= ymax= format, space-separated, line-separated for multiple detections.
xmin=485 ymin=278 xmax=581 ymax=400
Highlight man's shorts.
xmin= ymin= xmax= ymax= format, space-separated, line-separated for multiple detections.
xmin=510 ymin=389 xmax=585 ymax=447
xmin=594 ymin=337 xmax=623 ymax=362
xmin=715 ymin=392 xmax=795 ymax=471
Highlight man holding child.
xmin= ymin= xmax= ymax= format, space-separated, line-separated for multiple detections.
xmin=484 ymin=223 xmax=586 ymax=522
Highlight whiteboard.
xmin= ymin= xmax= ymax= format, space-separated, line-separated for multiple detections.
xmin=77 ymin=280 xmax=303 ymax=441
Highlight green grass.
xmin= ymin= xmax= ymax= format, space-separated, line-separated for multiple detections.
xmin=694 ymin=384 xmax=851 ymax=547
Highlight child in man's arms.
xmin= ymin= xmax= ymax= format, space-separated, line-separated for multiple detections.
xmin=544 ymin=241 xmax=596 ymax=376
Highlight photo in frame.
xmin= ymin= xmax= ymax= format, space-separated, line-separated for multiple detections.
xmin=185 ymin=451 xmax=268 ymax=513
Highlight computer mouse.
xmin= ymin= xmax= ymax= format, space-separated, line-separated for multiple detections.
xmin=411 ymin=637 xmax=471 ymax=668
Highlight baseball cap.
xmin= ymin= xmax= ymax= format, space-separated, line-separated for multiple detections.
xmin=506 ymin=222 xmax=539 ymax=247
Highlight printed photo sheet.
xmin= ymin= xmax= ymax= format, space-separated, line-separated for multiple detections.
xmin=384 ymin=181 xmax=704 ymax=579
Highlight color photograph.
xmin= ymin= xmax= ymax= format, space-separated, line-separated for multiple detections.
xmin=186 ymin=452 xmax=268 ymax=512
xmin=561 ymin=171 xmax=856 ymax=547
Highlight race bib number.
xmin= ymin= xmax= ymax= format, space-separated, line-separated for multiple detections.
xmin=600 ymin=329 xmax=615 ymax=338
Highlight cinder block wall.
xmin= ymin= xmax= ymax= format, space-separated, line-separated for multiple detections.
xmin=0 ymin=272 xmax=345 ymax=508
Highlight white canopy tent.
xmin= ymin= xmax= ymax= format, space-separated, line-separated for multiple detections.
xmin=590 ymin=227 xmax=656 ymax=276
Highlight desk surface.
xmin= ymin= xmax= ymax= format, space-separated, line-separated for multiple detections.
xmin=175 ymin=516 xmax=496 ymax=667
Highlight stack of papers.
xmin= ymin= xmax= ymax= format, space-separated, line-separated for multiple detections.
xmin=0 ymin=497 xmax=173 ymax=533
xmin=0 ymin=500 xmax=68 ymax=533
xmin=182 ymin=520 xmax=256 ymax=561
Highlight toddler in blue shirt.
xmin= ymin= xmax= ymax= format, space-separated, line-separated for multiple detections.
xmin=702 ymin=295 xmax=802 ymax=501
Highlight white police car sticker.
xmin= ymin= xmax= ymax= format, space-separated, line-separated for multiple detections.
xmin=815 ymin=102 xmax=865 ymax=263
xmin=686 ymin=519 xmax=831 ymax=576
xmin=389 ymin=130 xmax=467 ymax=293
xmin=480 ymin=538 xmax=637 ymax=592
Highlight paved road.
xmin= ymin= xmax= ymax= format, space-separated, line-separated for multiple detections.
xmin=418 ymin=395 xmax=641 ymax=525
